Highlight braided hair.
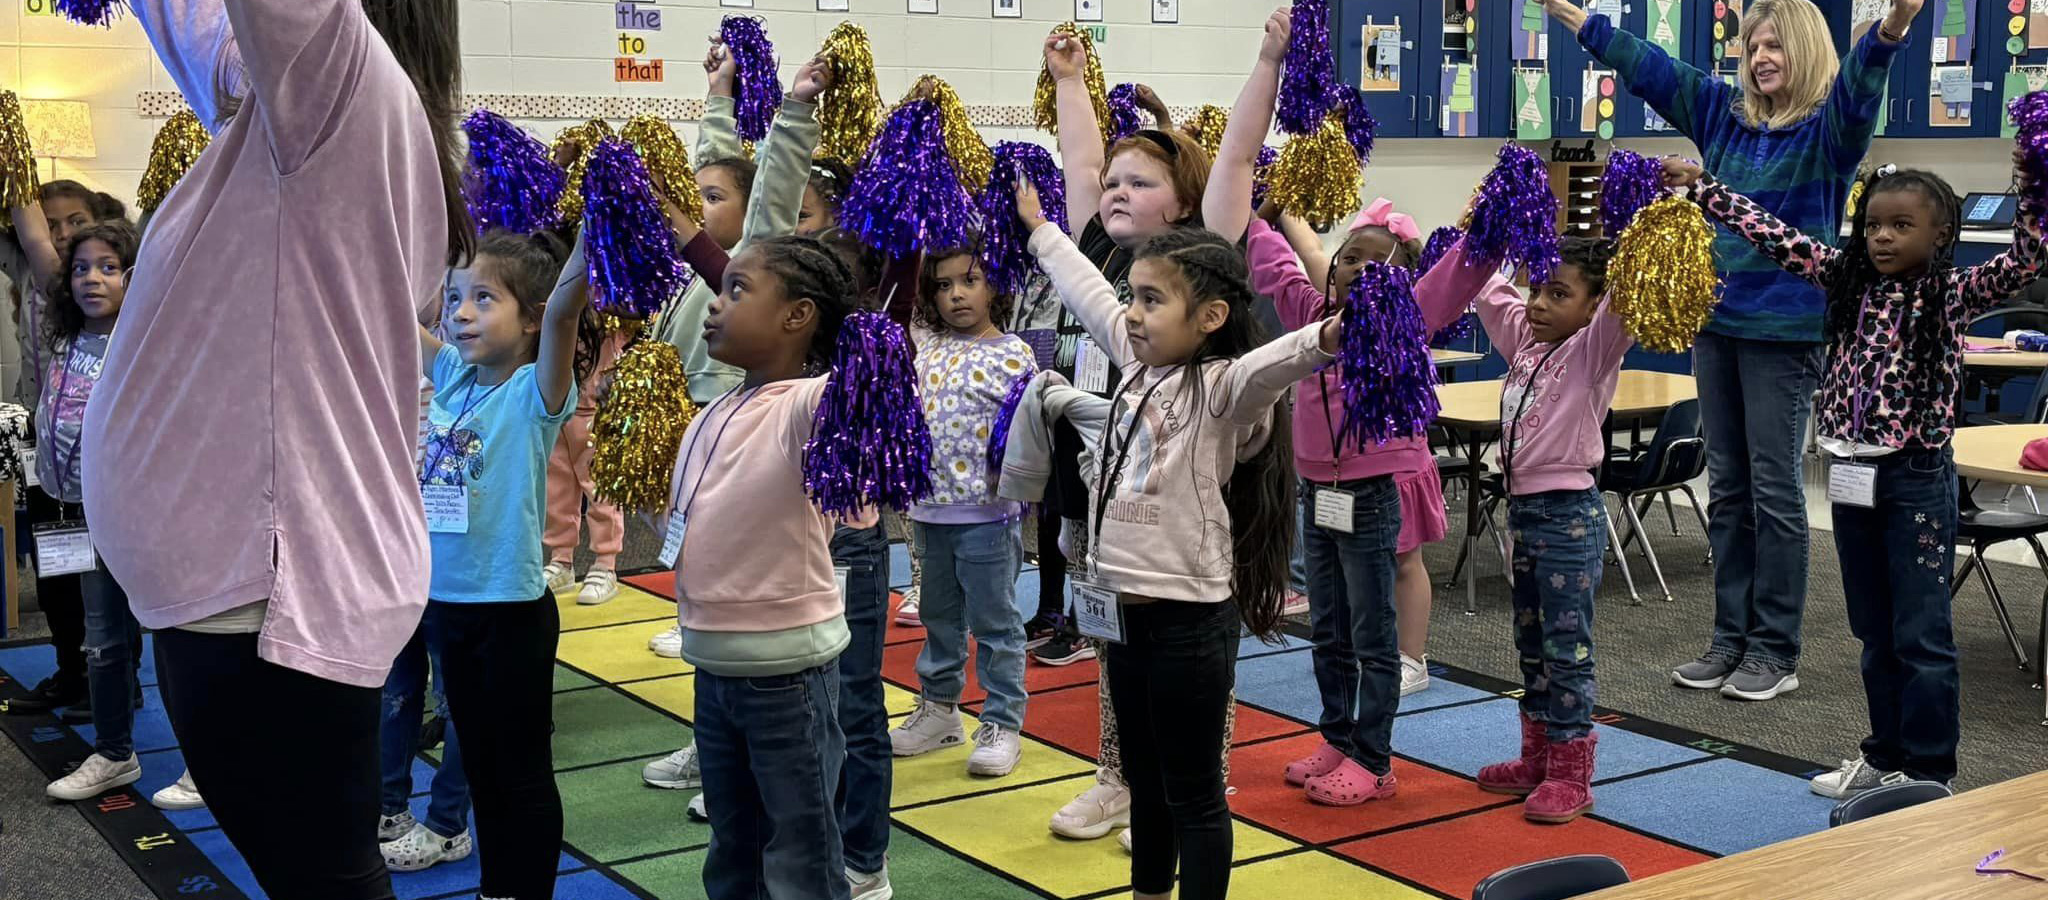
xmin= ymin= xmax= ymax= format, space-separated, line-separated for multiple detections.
xmin=748 ymin=234 xmax=858 ymax=373
xmin=1553 ymin=236 xmax=1616 ymax=297
xmin=1826 ymin=166 xmax=1960 ymax=361
xmin=1131 ymin=226 xmax=1297 ymax=640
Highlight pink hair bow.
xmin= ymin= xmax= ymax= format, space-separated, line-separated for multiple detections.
xmin=1349 ymin=198 xmax=1419 ymax=244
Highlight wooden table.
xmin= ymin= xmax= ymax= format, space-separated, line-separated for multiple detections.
xmin=1965 ymin=343 xmax=2048 ymax=371
xmin=1433 ymin=371 xmax=1698 ymax=613
xmin=1583 ymin=770 xmax=2048 ymax=900
xmin=1430 ymin=348 xmax=1483 ymax=367
xmin=1952 ymin=423 xmax=2048 ymax=489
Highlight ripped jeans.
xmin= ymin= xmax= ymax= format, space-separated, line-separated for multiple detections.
xmin=80 ymin=558 xmax=140 ymax=761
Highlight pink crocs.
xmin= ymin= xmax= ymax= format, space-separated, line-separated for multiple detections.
xmin=1283 ymin=742 xmax=1347 ymax=787
xmin=1304 ymin=758 xmax=1397 ymax=807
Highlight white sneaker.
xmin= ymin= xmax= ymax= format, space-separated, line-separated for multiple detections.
xmin=380 ymin=822 xmax=474 ymax=872
xmin=1049 ymin=768 xmax=1131 ymax=839
xmin=686 ymin=792 xmax=708 ymax=821
xmin=848 ymin=863 xmax=893 ymax=900
xmin=894 ymin=590 xmax=921 ymax=626
xmin=1118 ymin=827 xmax=1133 ymax=854
xmin=377 ymin=810 xmax=418 ymax=842
xmin=577 ymin=569 xmax=620 ymax=606
xmin=1399 ymin=653 xmax=1430 ymax=697
xmin=889 ymin=699 xmax=964 ymax=757
xmin=151 ymin=769 xmax=204 ymax=810
xmin=1809 ymin=755 xmax=1911 ymax=799
xmin=966 ymin=723 xmax=1023 ymax=777
xmin=644 ymin=744 xmax=701 ymax=790
xmin=1282 ymin=592 xmax=1310 ymax=617
xmin=46 ymin=753 xmax=142 ymax=801
xmin=649 ymin=624 xmax=683 ymax=659
xmin=543 ymin=562 xmax=575 ymax=593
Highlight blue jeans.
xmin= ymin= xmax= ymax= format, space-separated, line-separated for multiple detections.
xmin=912 ymin=519 xmax=1027 ymax=730
xmin=1302 ymin=477 xmax=1401 ymax=775
xmin=832 ymin=523 xmax=891 ymax=877
xmin=1290 ymin=493 xmax=1309 ymax=595
xmin=1830 ymin=449 xmax=1960 ymax=783
xmin=697 ymin=664 xmax=848 ymax=900
xmin=380 ymin=624 xmax=471 ymax=838
xmin=1507 ymin=488 xmax=1605 ymax=742
xmin=80 ymin=559 xmax=140 ymax=761
xmin=1694 ymin=333 xmax=1820 ymax=668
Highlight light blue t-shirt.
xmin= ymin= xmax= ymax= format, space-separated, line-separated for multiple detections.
xmin=420 ymin=344 xmax=575 ymax=603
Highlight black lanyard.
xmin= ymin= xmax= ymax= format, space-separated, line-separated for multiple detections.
xmin=1501 ymin=344 xmax=1564 ymax=492
xmin=671 ymin=385 xmax=761 ymax=524
xmin=1088 ymin=366 xmax=1178 ymax=570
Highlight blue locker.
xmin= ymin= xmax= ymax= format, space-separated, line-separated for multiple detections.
xmin=1339 ymin=0 xmax=1433 ymax=137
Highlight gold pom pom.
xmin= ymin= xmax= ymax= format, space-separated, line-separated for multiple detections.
xmin=1266 ymin=112 xmax=1361 ymax=229
xmin=591 ymin=337 xmax=698 ymax=512
xmin=817 ymin=22 xmax=884 ymax=164
xmin=904 ymin=76 xmax=992 ymax=191
xmin=1183 ymin=105 xmax=1229 ymax=159
xmin=621 ymin=114 xmax=701 ymax=222
xmin=1033 ymin=22 xmax=1110 ymax=147
xmin=1610 ymin=194 xmax=1722 ymax=354
xmin=552 ymin=119 xmax=614 ymax=222
xmin=0 ymin=92 xmax=39 ymax=209
xmin=137 ymin=110 xmax=210 ymax=217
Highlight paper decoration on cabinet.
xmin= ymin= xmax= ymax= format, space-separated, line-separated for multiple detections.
xmin=1444 ymin=0 xmax=1477 ymax=54
xmin=1518 ymin=0 xmax=1547 ymax=60
xmin=1928 ymin=65 xmax=1972 ymax=126
xmin=1584 ymin=0 xmax=1618 ymax=25
xmin=2033 ymin=0 xmax=2048 ymax=50
xmin=1928 ymin=0 xmax=1974 ymax=64
xmin=2005 ymin=69 xmax=2040 ymax=137
xmin=1648 ymin=0 xmax=1683 ymax=55
xmin=2006 ymin=0 xmax=2026 ymax=57
xmin=1440 ymin=62 xmax=1478 ymax=136
xmin=1583 ymin=68 xmax=1616 ymax=139
xmin=1645 ymin=105 xmax=1673 ymax=131
xmin=1363 ymin=20 xmax=1402 ymax=92
xmin=1514 ymin=69 xmax=1552 ymax=140
xmin=994 ymin=0 xmax=1023 ymax=17
xmin=1712 ymin=0 xmax=1743 ymax=63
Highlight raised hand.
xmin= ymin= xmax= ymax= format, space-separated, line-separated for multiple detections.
xmin=1541 ymin=0 xmax=1590 ymax=32
xmin=1883 ymin=0 xmax=1925 ymax=36
xmin=1660 ymin=156 xmax=1705 ymax=188
xmin=792 ymin=55 xmax=835 ymax=103
xmin=705 ymin=37 xmax=737 ymax=96
xmin=1015 ymin=178 xmax=1049 ymax=232
xmin=1259 ymin=7 xmax=1290 ymax=64
xmin=1044 ymin=31 xmax=1086 ymax=83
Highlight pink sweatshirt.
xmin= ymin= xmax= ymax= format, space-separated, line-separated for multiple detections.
xmin=1247 ymin=220 xmax=1466 ymax=483
xmin=1416 ymin=242 xmax=1633 ymax=496
xmin=82 ymin=0 xmax=446 ymax=687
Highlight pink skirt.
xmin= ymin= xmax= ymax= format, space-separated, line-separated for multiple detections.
xmin=1395 ymin=464 xmax=1448 ymax=554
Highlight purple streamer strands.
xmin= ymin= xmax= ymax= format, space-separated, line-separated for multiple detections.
xmin=985 ymin=370 xmax=1035 ymax=475
xmin=1107 ymin=83 xmax=1145 ymax=143
xmin=721 ymin=16 xmax=784 ymax=143
xmin=2011 ymin=91 xmax=2048 ymax=222
xmin=1250 ymin=145 xmax=1280 ymax=211
xmin=462 ymin=110 xmax=568 ymax=236
xmin=1338 ymin=262 xmax=1439 ymax=447
xmin=53 ymin=0 xmax=121 ymax=26
xmin=804 ymin=311 xmax=934 ymax=515
xmin=1599 ymin=149 xmax=1664 ymax=237
xmin=1465 ymin=143 xmax=1561 ymax=285
xmin=1336 ymin=86 xmax=1377 ymax=162
xmin=581 ymin=139 xmax=689 ymax=319
xmin=1277 ymin=0 xmax=1338 ymax=135
xmin=839 ymin=100 xmax=977 ymax=260
xmin=978 ymin=141 xmax=1067 ymax=295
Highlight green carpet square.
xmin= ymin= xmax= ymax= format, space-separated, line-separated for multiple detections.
xmin=552 ymin=686 xmax=692 ymax=770
xmin=558 ymin=758 xmax=708 ymax=864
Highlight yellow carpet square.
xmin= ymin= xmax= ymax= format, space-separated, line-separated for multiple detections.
xmin=557 ymin=620 xmax=694 ymax=684
xmin=1229 ymin=849 xmax=1434 ymax=897
xmin=889 ymin=711 xmax=1092 ymax=808
xmin=623 ymin=674 xmax=697 ymax=722
xmin=883 ymin=683 xmax=919 ymax=716
xmin=555 ymin=584 xmax=676 ymax=632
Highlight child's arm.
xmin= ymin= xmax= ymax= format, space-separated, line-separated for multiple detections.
xmin=1954 ymin=155 xmax=2048 ymax=319
xmin=1219 ymin=316 xmax=1339 ymax=427
xmin=1553 ymin=0 xmax=1729 ymax=146
xmin=1204 ymin=7 xmax=1288 ymax=244
xmin=8 ymin=204 xmax=60 ymax=294
xmin=733 ymin=60 xmax=829 ymax=254
xmin=696 ymin=42 xmax=743 ymax=163
xmin=1246 ymin=218 xmax=1330 ymax=331
xmin=1413 ymin=237 xmax=1510 ymax=336
xmin=535 ymin=232 xmax=590 ymax=417
xmin=219 ymin=0 xmax=378 ymax=172
xmin=1272 ymin=210 xmax=1333 ymax=290
xmin=417 ymin=323 xmax=444 ymax=377
xmin=1023 ymin=213 xmax=1133 ymax=370
xmin=1668 ymin=160 xmax=1843 ymax=289
xmin=1045 ymin=32 xmax=1107 ymax=236
xmin=1820 ymin=6 xmax=1911 ymax=172
xmin=131 ymin=0 xmax=244 ymax=132
xmin=677 ymin=229 xmax=730 ymax=290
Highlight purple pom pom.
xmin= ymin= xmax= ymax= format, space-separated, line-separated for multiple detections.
xmin=2011 ymin=91 xmax=2048 ymax=222
xmin=581 ymin=139 xmax=689 ymax=319
xmin=462 ymin=110 xmax=567 ymax=236
xmin=839 ymin=101 xmax=978 ymax=260
xmin=721 ymin=16 xmax=784 ymax=143
xmin=1338 ymin=262 xmax=1439 ymax=447
xmin=1250 ymin=145 xmax=1280 ymax=211
xmin=805 ymin=311 xmax=934 ymax=516
xmin=1599 ymin=149 xmax=1664 ymax=237
xmin=1335 ymin=86 xmax=1377 ymax=162
xmin=978 ymin=141 xmax=1067 ymax=296
xmin=53 ymin=0 xmax=121 ymax=26
xmin=1466 ymin=143 xmax=1560 ymax=285
xmin=1107 ymin=84 xmax=1145 ymax=143
xmin=1277 ymin=0 xmax=1338 ymax=135
xmin=986 ymin=369 xmax=1035 ymax=475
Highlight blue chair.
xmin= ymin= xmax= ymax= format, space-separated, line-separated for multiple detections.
xmin=1828 ymin=780 xmax=1955 ymax=827
xmin=1473 ymin=855 xmax=1631 ymax=900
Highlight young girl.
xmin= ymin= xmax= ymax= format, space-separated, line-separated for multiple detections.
xmin=35 ymin=223 xmax=147 ymax=804
xmin=888 ymin=248 xmax=1037 ymax=778
xmin=540 ymin=319 xmax=630 ymax=605
xmin=1416 ymin=232 xmax=1633 ymax=824
xmin=798 ymin=159 xmax=854 ymax=237
xmin=414 ymin=228 xmax=587 ymax=898
xmin=1022 ymin=177 xmax=1335 ymax=897
xmin=1664 ymin=155 xmax=2044 ymax=795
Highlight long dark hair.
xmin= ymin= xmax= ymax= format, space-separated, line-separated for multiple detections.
xmin=1826 ymin=167 xmax=1959 ymax=359
xmin=46 ymin=221 xmax=139 ymax=352
xmin=749 ymin=235 xmax=858 ymax=373
xmin=915 ymin=247 xmax=1016 ymax=334
xmin=1132 ymin=227 xmax=1295 ymax=639
xmin=41 ymin=180 xmax=126 ymax=223
xmin=472 ymin=229 xmax=599 ymax=382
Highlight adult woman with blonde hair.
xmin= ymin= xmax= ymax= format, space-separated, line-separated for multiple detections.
xmin=1542 ymin=0 xmax=1920 ymax=706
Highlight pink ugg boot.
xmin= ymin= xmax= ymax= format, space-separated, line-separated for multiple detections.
xmin=1475 ymin=714 xmax=1548 ymax=796
xmin=1524 ymin=732 xmax=1597 ymax=824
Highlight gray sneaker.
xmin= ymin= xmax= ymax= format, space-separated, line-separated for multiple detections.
xmin=1671 ymin=648 xmax=1742 ymax=690
xmin=1720 ymin=657 xmax=1799 ymax=701
xmin=1810 ymin=755 xmax=1910 ymax=799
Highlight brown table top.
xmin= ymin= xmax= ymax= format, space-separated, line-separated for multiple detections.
xmin=1434 ymin=371 xmax=1697 ymax=431
xmin=1430 ymin=348 xmax=1484 ymax=366
xmin=1965 ymin=341 xmax=2048 ymax=370
xmin=1952 ymin=424 xmax=2048 ymax=489
xmin=1582 ymin=770 xmax=2048 ymax=900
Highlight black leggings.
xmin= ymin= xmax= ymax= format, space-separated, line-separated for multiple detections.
xmin=28 ymin=489 xmax=85 ymax=685
xmin=1106 ymin=600 xmax=1241 ymax=900
xmin=155 ymin=628 xmax=396 ymax=900
xmin=1036 ymin=502 xmax=1066 ymax=620
xmin=426 ymin=595 xmax=562 ymax=900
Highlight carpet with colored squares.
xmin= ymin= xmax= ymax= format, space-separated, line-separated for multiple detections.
xmin=0 ymin=548 xmax=1844 ymax=899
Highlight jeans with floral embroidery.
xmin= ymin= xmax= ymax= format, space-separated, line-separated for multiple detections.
xmin=1507 ymin=488 xmax=1605 ymax=742
xmin=1829 ymin=448 xmax=1960 ymax=783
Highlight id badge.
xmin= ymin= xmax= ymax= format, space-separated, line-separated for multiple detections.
xmin=659 ymin=514 xmax=687 ymax=569
xmin=1827 ymin=460 xmax=1878 ymax=509
xmin=1075 ymin=336 xmax=1110 ymax=393
xmin=421 ymin=484 xmax=469 ymax=534
xmin=1313 ymin=486 xmax=1355 ymax=534
xmin=835 ymin=564 xmax=851 ymax=600
xmin=17 ymin=447 xmax=36 ymax=488
xmin=34 ymin=521 xmax=94 ymax=578
xmin=1071 ymin=580 xmax=1124 ymax=644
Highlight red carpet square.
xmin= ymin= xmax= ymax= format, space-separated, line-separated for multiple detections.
xmin=882 ymin=640 xmax=1101 ymax=702
xmin=1232 ymin=705 xmax=1312 ymax=745
xmin=1332 ymin=804 xmax=1712 ymax=897
xmin=975 ymin=681 xmax=1104 ymax=759
xmin=624 ymin=571 xmax=674 ymax=598
xmin=1229 ymin=734 xmax=1505 ymax=843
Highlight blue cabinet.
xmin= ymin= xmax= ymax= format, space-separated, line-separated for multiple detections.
xmin=1337 ymin=0 xmax=1510 ymax=138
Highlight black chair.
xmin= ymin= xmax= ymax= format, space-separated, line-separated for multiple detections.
xmin=1473 ymin=855 xmax=1630 ymax=900
xmin=1828 ymin=780 xmax=1955 ymax=827
xmin=1598 ymin=399 xmax=1707 ymax=605
xmin=1953 ymin=476 xmax=2048 ymax=673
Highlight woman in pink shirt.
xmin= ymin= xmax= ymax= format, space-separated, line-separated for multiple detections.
xmin=82 ymin=1 xmax=468 ymax=896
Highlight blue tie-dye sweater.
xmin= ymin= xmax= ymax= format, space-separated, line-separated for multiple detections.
xmin=1581 ymin=15 xmax=1900 ymax=343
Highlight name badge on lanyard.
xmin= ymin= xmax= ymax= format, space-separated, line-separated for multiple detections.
xmin=1313 ymin=485 xmax=1355 ymax=534
xmin=835 ymin=564 xmax=851 ymax=600
xmin=1071 ymin=579 xmax=1124 ymax=643
xmin=659 ymin=514 xmax=687 ymax=569
xmin=34 ymin=521 xmax=94 ymax=577
xmin=1075 ymin=336 xmax=1111 ymax=393
xmin=421 ymin=484 xmax=469 ymax=534
xmin=1827 ymin=459 xmax=1878 ymax=509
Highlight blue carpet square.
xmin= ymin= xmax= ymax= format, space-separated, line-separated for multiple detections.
xmin=1234 ymin=648 xmax=1498 ymax=726
xmin=0 ymin=641 xmax=56 ymax=692
xmin=552 ymin=868 xmax=642 ymax=899
xmin=1239 ymin=632 xmax=1311 ymax=658
xmin=189 ymin=826 xmax=267 ymax=899
xmin=1592 ymin=756 xmax=1834 ymax=855
xmin=1391 ymin=697 xmax=1709 ymax=781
